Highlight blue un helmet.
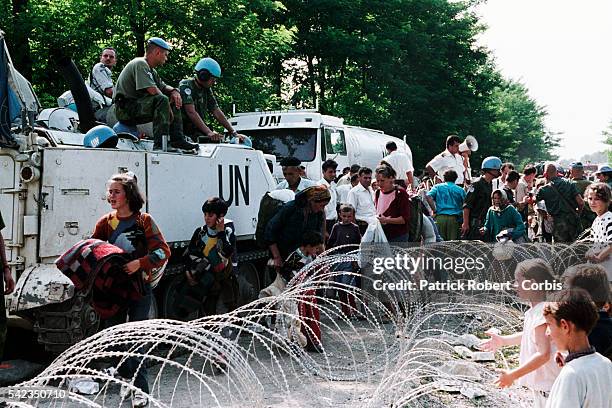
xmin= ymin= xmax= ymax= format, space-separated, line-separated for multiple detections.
xmin=481 ymin=156 xmax=502 ymax=172
xmin=147 ymin=37 xmax=172 ymax=51
xmin=84 ymin=125 xmax=118 ymax=148
xmin=194 ymin=58 xmax=222 ymax=81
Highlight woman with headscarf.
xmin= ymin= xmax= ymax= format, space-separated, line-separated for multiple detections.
xmin=482 ymin=189 xmax=526 ymax=242
xmin=374 ymin=164 xmax=411 ymax=242
xmin=265 ymin=185 xmax=331 ymax=268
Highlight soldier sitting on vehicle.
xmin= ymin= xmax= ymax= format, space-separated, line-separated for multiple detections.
xmin=89 ymin=47 xmax=116 ymax=122
xmin=113 ymin=37 xmax=198 ymax=151
xmin=171 ymin=58 xmax=245 ymax=144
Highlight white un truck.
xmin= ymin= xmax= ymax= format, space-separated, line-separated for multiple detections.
xmin=230 ymin=110 xmax=413 ymax=182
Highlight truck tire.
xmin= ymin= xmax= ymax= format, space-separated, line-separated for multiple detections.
xmin=160 ymin=274 xmax=202 ymax=321
xmin=236 ymin=262 xmax=260 ymax=307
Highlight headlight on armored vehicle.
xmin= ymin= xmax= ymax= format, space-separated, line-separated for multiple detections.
xmin=20 ymin=165 xmax=40 ymax=183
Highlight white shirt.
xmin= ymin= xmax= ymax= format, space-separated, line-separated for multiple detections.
xmin=590 ymin=211 xmax=612 ymax=281
xmin=517 ymin=302 xmax=561 ymax=391
xmin=347 ymin=183 xmax=376 ymax=222
xmin=318 ymin=178 xmax=337 ymax=220
xmin=275 ymin=177 xmax=316 ymax=192
xmin=336 ymin=173 xmax=351 ymax=186
xmin=546 ymin=352 xmax=612 ymax=408
xmin=492 ymin=177 xmax=504 ymax=192
xmin=336 ymin=183 xmax=352 ymax=204
xmin=90 ymin=62 xmax=113 ymax=95
xmin=515 ymin=178 xmax=532 ymax=204
xmin=427 ymin=149 xmax=465 ymax=185
xmin=384 ymin=150 xmax=414 ymax=181
xmin=422 ymin=214 xmax=436 ymax=243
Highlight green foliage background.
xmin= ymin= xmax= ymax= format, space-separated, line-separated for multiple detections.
xmin=1 ymin=0 xmax=559 ymax=169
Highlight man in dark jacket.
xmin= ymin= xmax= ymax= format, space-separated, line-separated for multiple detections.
xmin=265 ymin=186 xmax=330 ymax=269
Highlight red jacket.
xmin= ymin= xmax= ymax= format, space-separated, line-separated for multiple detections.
xmin=375 ymin=186 xmax=411 ymax=240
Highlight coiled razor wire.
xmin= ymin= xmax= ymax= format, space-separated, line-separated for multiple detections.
xmin=5 ymin=240 xmax=596 ymax=407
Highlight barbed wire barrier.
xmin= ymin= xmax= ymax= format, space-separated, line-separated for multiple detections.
xmin=7 ymin=240 xmax=594 ymax=407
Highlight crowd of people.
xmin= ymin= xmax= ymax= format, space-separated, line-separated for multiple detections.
xmin=256 ymin=135 xmax=612 ymax=407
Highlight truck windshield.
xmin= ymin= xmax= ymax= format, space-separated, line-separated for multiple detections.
xmin=239 ymin=128 xmax=317 ymax=162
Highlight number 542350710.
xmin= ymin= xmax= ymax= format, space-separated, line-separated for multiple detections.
xmin=0 ymin=386 xmax=68 ymax=402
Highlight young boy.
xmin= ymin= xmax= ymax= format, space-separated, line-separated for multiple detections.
xmin=544 ymin=289 xmax=612 ymax=408
xmin=176 ymin=197 xmax=237 ymax=319
xmin=480 ymin=259 xmax=560 ymax=407
xmin=327 ymin=204 xmax=361 ymax=317
xmin=259 ymin=231 xmax=324 ymax=351
xmin=564 ymin=264 xmax=612 ymax=360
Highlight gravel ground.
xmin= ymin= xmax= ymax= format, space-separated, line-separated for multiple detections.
xmin=16 ymin=312 xmax=536 ymax=408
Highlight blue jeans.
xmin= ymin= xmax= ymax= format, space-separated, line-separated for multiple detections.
xmin=333 ymin=261 xmax=359 ymax=288
xmin=101 ymin=283 xmax=152 ymax=394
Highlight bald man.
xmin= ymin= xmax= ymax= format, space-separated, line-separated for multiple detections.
xmin=536 ymin=163 xmax=584 ymax=242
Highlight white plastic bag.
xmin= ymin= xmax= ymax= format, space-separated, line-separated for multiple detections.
xmin=361 ymin=219 xmax=388 ymax=244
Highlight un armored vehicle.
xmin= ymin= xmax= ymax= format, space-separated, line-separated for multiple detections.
xmin=0 ymin=33 xmax=274 ymax=352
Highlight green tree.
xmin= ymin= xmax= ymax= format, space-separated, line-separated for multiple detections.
xmin=603 ymin=120 xmax=612 ymax=163
xmin=486 ymin=79 xmax=558 ymax=168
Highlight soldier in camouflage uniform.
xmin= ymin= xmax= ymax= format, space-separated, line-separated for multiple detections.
xmin=172 ymin=58 xmax=241 ymax=143
xmin=462 ymin=156 xmax=501 ymax=240
xmin=113 ymin=37 xmax=198 ymax=151
xmin=0 ymin=210 xmax=16 ymax=360
xmin=536 ymin=163 xmax=585 ymax=242
xmin=570 ymin=162 xmax=596 ymax=228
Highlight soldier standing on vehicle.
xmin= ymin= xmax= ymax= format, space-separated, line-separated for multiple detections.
xmin=0 ymin=210 xmax=16 ymax=361
xmin=462 ymin=156 xmax=501 ymax=239
xmin=113 ymin=37 xmax=198 ymax=151
xmin=536 ymin=163 xmax=585 ymax=242
xmin=172 ymin=58 xmax=244 ymax=143
xmin=426 ymin=135 xmax=465 ymax=186
xmin=276 ymin=157 xmax=316 ymax=192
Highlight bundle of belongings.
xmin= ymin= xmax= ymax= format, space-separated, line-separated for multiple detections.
xmin=55 ymin=239 xmax=143 ymax=319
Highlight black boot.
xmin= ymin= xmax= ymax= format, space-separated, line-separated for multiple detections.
xmin=170 ymin=139 xmax=199 ymax=151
